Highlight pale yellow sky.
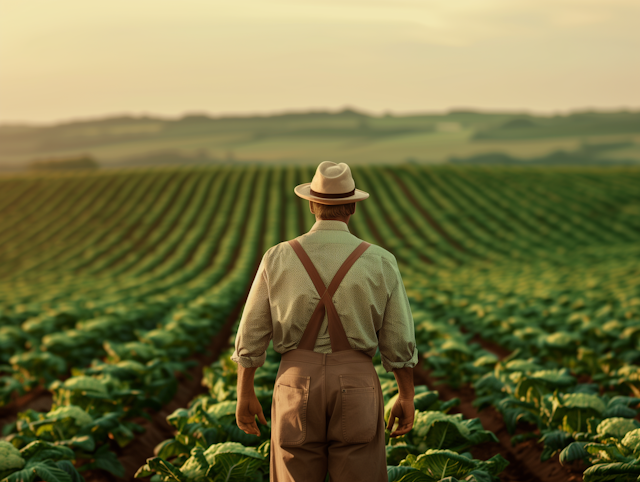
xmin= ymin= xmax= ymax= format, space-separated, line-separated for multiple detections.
xmin=2 ymin=0 xmax=639 ymax=123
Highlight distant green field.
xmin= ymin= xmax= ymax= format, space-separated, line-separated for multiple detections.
xmin=1 ymin=109 xmax=639 ymax=170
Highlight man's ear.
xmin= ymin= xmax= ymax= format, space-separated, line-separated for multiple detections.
xmin=309 ymin=201 xmax=314 ymax=214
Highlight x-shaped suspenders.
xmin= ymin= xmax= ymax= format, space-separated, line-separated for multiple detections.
xmin=288 ymin=239 xmax=371 ymax=353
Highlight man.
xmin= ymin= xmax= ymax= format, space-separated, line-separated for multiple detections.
xmin=231 ymin=161 xmax=418 ymax=482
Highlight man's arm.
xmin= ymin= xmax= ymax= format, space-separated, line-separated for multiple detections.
xmin=231 ymin=253 xmax=273 ymax=435
xmin=378 ymin=257 xmax=418 ymax=437
xmin=387 ymin=366 xmax=415 ymax=437
xmin=236 ymin=366 xmax=267 ymax=436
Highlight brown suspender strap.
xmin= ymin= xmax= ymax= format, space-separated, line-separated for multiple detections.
xmin=288 ymin=239 xmax=371 ymax=352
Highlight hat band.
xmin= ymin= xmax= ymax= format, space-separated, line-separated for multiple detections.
xmin=309 ymin=188 xmax=355 ymax=199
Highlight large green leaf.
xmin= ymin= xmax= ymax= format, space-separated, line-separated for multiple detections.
xmin=222 ymin=423 xmax=262 ymax=446
xmin=33 ymin=460 xmax=73 ymax=482
xmin=180 ymin=447 xmax=209 ymax=481
xmin=207 ymin=401 xmax=237 ymax=420
xmin=476 ymin=454 xmax=509 ymax=476
xmin=562 ymin=411 xmax=596 ymax=434
xmin=411 ymin=449 xmax=478 ymax=480
xmin=167 ymin=409 xmax=191 ymax=431
xmin=597 ymin=418 xmax=640 ymax=440
xmin=583 ymin=462 xmax=640 ymax=482
xmin=501 ymin=407 xmax=541 ymax=434
xmin=539 ymin=430 xmax=572 ymax=451
xmin=147 ymin=457 xmax=186 ymax=482
xmin=154 ymin=439 xmax=192 ymax=460
xmin=543 ymin=331 xmax=577 ymax=348
xmin=0 ymin=440 xmax=24 ymax=471
xmin=472 ymin=354 xmax=498 ymax=368
xmin=61 ymin=376 xmax=109 ymax=395
xmin=203 ymin=442 xmax=264 ymax=463
xmin=530 ymin=369 xmax=575 ymax=387
xmin=386 ymin=465 xmax=425 ymax=482
xmin=19 ymin=441 xmax=75 ymax=463
xmin=562 ymin=394 xmax=606 ymax=413
xmin=503 ymin=360 xmax=542 ymax=373
xmin=3 ymin=467 xmax=36 ymax=482
xmin=134 ymin=462 xmax=153 ymax=479
xmin=607 ymin=397 xmax=640 ymax=409
xmin=425 ymin=421 xmax=470 ymax=451
xmin=464 ymin=470 xmax=494 ymax=482
xmin=559 ymin=442 xmax=590 ymax=465
xmin=387 ymin=444 xmax=421 ymax=466
xmin=46 ymin=406 xmax=93 ymax=427
xmin=56 ymin=435 xmax=96 ymax=452
xmin=602 ymin=405 xmax=637 ymax=419
xmin=55 ymin=461 xmax=84 ymax=482
xmin=464 ymin=428 xmax=499 ymax=448
xmin=621 ymin=429 xmax=640 ymax=453
xmin=413 ymin=412 xmax=470 ymax=441
xmin=397 ymin=471 xmax=437 ymax=482
xmin=550 ymin=393 xmax=604 ymax=433
xmin=79 ymin=413 xmax=120 ymax=436
xmin=585 ymin=443 xmax=635 ymax=464
xmin=514 ymin=370 xmax=574 ymax=402
xmin=206 ymin=453 xmax=265 ymax=482
xmin=414 ymin=392 xmax=444 ymax=413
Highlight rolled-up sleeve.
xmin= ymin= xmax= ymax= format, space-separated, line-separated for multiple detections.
xmin=377 ymin=261 xmax=418 ymax=373
xmin=231 ymin=252 xmax=273 ymax=368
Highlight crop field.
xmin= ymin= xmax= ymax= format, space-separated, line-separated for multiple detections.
xmin=1 ymin=164 xmax=640 ymax=482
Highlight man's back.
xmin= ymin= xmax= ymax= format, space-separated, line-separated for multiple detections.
xmin=232 ymin=219 xmax=418 ymax=374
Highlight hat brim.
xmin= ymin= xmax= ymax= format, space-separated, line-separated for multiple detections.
xmin=294 ymin=183 xmax=369 ymax=205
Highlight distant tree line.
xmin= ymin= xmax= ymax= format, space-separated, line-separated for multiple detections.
xmin=28 ymin=156 xmax=98 ymax=171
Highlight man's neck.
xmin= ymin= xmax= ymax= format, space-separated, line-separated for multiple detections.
xmin=315 ymin=217 xmax=349 ymax=225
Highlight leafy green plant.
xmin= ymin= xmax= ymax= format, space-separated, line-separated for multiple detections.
xmin=0 ymin=440 xmax=84 ymax=482
xmin=136 ymin=442 xmax=269 ymax=482
xmin=388 ymin=449 xmax=508 ymax=482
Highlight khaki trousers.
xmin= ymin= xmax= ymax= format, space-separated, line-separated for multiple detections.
xmin=270 ymin=349 xmax=387 ymax=482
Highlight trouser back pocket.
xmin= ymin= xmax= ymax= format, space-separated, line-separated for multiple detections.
xmin=340 ymin=375 xmax=378 ymax=444
xmin=275 ymin=375 xmax=310 ymax=446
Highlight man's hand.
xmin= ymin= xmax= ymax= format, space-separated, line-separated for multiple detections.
xmin=386 ymin=397 xmax=415 ymax=437
xmin=388 ymin=366 xmax=415 ymax=437
xmin=236 ymin=392 xmax=268 ymax=436
xmin=236 ymin=365 xmax=267 ymax=436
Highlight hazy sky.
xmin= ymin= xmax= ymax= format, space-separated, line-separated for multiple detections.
xmin=2 ymin=0 xmax=639 ymax=124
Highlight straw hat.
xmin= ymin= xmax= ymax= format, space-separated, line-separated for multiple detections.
xmin=294 ymin=161 xmax=369 ymax=205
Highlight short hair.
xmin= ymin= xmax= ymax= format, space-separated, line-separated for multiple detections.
xmin=310 ymin=201 xmax=356 ymax=220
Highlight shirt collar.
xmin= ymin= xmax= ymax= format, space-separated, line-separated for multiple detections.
xmin=309 ymin=219 xmax=351 ymax=233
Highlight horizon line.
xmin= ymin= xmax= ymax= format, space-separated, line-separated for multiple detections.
xmin=2 ymin=104 xmax=639 ymax=128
